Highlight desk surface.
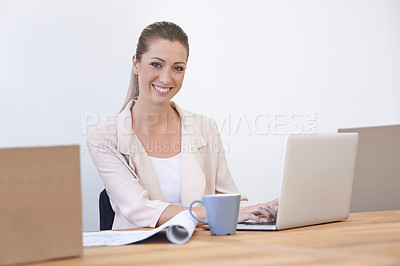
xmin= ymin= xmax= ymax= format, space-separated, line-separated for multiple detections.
xmin=33 ymin=210 xmax=400 ymax=265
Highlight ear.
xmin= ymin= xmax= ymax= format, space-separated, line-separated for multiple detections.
xmin=132 ymin=55 xmax=139 ymax=74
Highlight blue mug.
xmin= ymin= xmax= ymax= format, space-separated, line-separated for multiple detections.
xmin=189 ymin=194 xmax=240 ymax=235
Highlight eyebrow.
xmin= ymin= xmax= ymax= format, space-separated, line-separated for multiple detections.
xmin=150 ymin=57 xmax=186 ymax=65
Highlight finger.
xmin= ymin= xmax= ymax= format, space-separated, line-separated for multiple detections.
xmin=269 ymin=198 xmax=279 ymax=209
xmin=257 ymin=207 xmax=274 ymax=222
xmin=239 ymin=207 xmax=261 ymax=223
xmin=261 ymin=204 xmax=278 ymax=222
xmin=264 ymin=205 xmax=277 ymax=220
xmin=237 ymin=213 xmax=262 ymax=223
xmin=248 ymin=214 xmax=263 ymax=223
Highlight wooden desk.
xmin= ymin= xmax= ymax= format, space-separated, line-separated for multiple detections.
xmin=32 ymin=210 xmax=400 ymax=265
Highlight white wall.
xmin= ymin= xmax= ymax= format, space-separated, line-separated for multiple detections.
xmin=1 ymin=0 xmax=399 ymax=231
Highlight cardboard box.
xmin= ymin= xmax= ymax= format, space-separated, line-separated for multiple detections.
xmin=0 ymin=145 xmax=82 ymax=265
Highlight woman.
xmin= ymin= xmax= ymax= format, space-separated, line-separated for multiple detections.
xmin=87 ymin=21 xmax=278 ymax=229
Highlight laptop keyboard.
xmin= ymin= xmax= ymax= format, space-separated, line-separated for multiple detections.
xmin=240 ymin=221 xmax=276 ymax=226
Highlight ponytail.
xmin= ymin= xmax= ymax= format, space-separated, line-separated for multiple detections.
xmin=120 ymin=66 xmax=139 ymax=113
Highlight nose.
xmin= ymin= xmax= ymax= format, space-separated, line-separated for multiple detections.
xmin=159 ymin=68 xmax=172 ymax=85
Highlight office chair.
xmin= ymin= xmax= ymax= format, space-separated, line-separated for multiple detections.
xmin=99 ymin=189 xmax=115 ymax=230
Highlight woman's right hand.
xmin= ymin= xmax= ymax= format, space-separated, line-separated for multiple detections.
xmin=238 ymin=198 xmax=279 ymax=223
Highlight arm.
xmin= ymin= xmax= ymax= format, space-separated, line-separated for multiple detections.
xmin=156 ymin=205 xmax=206 ymax=227
xmin=157 ymin=200 xmax=278 ymax=226
xmin=87 ymin=128 xmax=170 ymax=228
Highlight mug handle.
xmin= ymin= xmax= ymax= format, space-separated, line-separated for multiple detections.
xmin=189 ymin=200 xmax=208 ymax=224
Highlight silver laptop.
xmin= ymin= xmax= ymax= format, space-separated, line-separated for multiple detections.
xmin=237 ymin=133 xmax=359 ymax=231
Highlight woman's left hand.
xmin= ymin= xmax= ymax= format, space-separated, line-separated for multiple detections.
xmin=238 ymin=198 xmax=279 ymax=223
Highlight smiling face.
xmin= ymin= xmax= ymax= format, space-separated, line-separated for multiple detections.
xmin=133 ymin=39 xmax=188 ymax=106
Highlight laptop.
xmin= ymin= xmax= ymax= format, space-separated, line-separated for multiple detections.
xmin=0 ymin=145 xmax=82 ymax=265
xmin=237 ymin=133 xmax=359 ymax=231
xmin=339 ymin=125 xmax=400 ymax=212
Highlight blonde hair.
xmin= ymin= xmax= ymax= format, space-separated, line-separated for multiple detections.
xmin=120 ymin=21 xmax=189 ymax=112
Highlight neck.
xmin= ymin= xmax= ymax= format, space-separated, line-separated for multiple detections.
xmin=133 ymin=97 xmax=172 ymax=114
xmin=131 ymin=98 xmax=178 ymax=132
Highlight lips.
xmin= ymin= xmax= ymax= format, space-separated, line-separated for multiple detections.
xmin=152 ymin=84 xmax=172 ymax=95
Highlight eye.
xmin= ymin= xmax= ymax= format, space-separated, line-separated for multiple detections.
xmin=174 ymin=66 xmax=185 ymax=72
xmin=150 ymin=62 xmax=162 ymax=68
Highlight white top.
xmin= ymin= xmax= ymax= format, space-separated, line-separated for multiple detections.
xmin=149 ymin=153 xmax=182 ymax=206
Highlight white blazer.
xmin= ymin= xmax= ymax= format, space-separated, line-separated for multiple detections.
xmin=87 ymin=100 xmax=247 ymax=229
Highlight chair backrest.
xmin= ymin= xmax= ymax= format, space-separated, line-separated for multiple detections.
xmin=99 ymin=189 xmax=115 ymax=230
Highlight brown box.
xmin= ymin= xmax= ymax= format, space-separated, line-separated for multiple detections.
xmin=0 ymin=145 xmax=82 ymax=265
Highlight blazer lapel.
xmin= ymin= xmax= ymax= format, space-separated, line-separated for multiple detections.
xmin=116 ymin=100 xmax=165 ymax=201
xmin=129 ymin=134 xmax=165 ymax=201
xmin=173 ymin=102 xmax=208 ymax=206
